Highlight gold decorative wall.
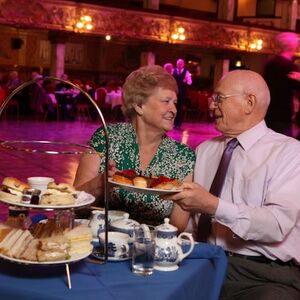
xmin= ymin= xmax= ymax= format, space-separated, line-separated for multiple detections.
xmin=0 ymin=0 xmax=293 ymax=54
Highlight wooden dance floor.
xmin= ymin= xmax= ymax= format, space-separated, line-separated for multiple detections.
xmin=0 ymin=119 xmax=219 ymax=184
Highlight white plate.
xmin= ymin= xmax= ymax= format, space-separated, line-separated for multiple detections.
xmin=108 ymin=178 xmax=182 ymax=195
xmin=0 ymin=250 xmax=92 ymax=265
xmin=0 ymin=191 xmax=95 ymax=209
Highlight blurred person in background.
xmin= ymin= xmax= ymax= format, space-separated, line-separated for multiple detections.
xmin=172 ymin=58 xmax=192 ymax=129
xmin=263 ymin=32 xmax=300 ymax=137
xmin=29 ymin=74 xmax=50 ymax=118
xmin=6 ymin=70 xmax=22 ymax=94
xmin=163 ymin=62 xmax=173 ymax=75
xmin=56 ymin=73 xmax=71 ymax=91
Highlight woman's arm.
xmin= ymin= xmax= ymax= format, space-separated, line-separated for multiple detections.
xmin=74 ymin=153 xmax=104 ymax=199
xmin=169 ymin=174 xmax=192 ymax=233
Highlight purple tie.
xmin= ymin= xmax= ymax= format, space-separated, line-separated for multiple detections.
xmin=196 ymin=138 xmax=239 ymax=242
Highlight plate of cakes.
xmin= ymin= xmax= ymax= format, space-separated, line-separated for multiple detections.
xmin=0 ymin=177 xmax=95 ymax=209
xmin=108 ymin=170 xmax=183 ymax=195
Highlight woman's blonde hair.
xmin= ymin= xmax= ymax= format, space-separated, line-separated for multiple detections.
xmin=122 ymin=65 xmax=178 ymax=118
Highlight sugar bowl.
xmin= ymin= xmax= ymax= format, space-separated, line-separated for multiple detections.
xmin=109 ymin=213 xmax=139 ymax=237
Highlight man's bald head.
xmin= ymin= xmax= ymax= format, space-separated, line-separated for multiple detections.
xmin=211 ymin=70 xmax=271 ymax=136
xmin=220 ymin=70 xmax=270 ymax=118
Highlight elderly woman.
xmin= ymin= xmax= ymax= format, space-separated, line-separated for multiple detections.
xmin=74 ymin=65 xmax=195 ymax=230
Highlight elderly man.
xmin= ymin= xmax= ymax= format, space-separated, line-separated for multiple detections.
xmin=167 ymin=70 xmax=300 ymax=299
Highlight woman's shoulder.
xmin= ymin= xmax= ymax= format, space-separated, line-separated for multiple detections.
xmin=164 ymin=137 xmax=195 ymax=158
xmin=94 ymin=122 xmax=132 ymax=135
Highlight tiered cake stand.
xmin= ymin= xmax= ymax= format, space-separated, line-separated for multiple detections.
xmin=0 ymin=76 xmax=110 ymax=288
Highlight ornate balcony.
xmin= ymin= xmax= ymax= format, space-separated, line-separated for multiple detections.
xmin=0 ymin=0 xmax=292 ymax=55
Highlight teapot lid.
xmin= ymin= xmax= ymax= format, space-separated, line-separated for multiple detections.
xmin=110 ymin=213 xmax=139 ymax=230
xmin=156 ymin=218 xmax=177 ymax=233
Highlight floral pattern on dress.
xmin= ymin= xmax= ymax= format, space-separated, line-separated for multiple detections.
xmin=89 ymin=122 xmax=195 ymax=225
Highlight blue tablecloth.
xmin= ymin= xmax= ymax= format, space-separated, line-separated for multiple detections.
xmin=0 ymin=243 xmax=227 ymax=300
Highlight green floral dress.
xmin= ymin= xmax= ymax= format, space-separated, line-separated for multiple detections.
xmin=89 ymin=123 xmax=195 ymax=225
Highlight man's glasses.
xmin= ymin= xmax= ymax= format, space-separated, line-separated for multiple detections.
xmin=209 ymin=93 xmax=245 ymax=105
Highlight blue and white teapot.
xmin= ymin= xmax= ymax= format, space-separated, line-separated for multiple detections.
xmin=154 ymin=218 xmax=194 ymax=271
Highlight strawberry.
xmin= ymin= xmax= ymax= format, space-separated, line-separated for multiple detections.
xmin=121 ymin=169 xmax=137 ymax=179
xmin=150 ymin=175 xmax=171 ymax=187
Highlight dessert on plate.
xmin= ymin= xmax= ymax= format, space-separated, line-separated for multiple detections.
xmin=112 ymin=170 xmax=181 ymax=190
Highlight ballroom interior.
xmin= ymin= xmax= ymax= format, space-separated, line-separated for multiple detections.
xmin=0 ymin=2 xmax=300 ymax=299
xmin=1 ymin=0 xmax=300 ymax=86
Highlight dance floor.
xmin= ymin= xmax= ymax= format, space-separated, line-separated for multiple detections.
xmin=0 ymin=119 xmax=219 ymax=184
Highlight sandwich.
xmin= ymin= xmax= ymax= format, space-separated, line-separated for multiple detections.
xmin=6 ymin=229 xmax=33 ymax=258
xmin=20 ymin=238 xmax=39 ymax=261
xmin=40 ymin=182 xmax=76 ymax=205
xmin=0 ymin=177 xmax=29 ymax=203
xmin=0 ymin=228 xmax=38 ymax=261
xmin=0 ymin=223 xmax=13 ymax=243
xmin=64 ymin=224 xmax=93 ymax=256
xmin=0 ymin=228 xmax=24 ymax=254
xmin=37 ymin=235 xmax=70 ymax=262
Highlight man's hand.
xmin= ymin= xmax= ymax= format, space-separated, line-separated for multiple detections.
xmin=163 ymin=182 xmax=219 ymax=215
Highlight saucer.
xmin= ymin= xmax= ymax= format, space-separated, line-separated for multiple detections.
xmin=91 ymin=246 xmax=131 ymax=262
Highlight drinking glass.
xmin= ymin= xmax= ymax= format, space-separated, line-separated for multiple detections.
xmin=131 ymin=225 xmax=155 ymax=276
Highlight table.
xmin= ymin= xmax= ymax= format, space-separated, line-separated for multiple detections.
xmin=0 ymin=243 xmax=227 ymax=300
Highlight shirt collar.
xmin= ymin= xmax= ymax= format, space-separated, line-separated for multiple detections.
xmin=235 ymin=120 xmax=268 ymax=151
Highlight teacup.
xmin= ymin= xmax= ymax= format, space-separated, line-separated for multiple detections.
xmin=98 ymin=231 xmax=131 ymax=259
xmin=27 ymin=177 xmax=54 ymax=193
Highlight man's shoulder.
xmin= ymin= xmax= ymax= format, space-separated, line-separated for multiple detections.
xmin=195 ymin=136 xmax=223 ymax=153
xmin=267 ymin=131 xmax=300 ymax=151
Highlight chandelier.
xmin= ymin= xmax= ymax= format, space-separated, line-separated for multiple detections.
xmin=170 ymin=26 xmax=186 ymax=42
xmin=248 ymin=39 xmax=263 ymax=51
xmin=75 ymin=15 xmax=94 ymax=32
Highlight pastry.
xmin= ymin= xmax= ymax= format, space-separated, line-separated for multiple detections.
xmin=0 ymin=177 xmax=29 ymax=203
xmin=133 ymin=176 xmax=148 ymax=188
xmin=112 ymin=170 xmax=137 ymax=185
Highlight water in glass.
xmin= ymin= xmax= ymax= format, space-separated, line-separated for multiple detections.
xmin=132 ymin=237 xmax=155 ymax=276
